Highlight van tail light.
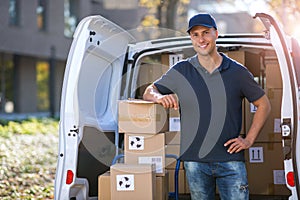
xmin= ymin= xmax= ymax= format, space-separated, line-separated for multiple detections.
xmin=287 ymin=171 xmax=295 ymax=187
xmin=66 ymin=170 xmax=74 ymax=185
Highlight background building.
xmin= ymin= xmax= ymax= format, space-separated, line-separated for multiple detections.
xmin=0 ymin=0 xmax=144 ymax=118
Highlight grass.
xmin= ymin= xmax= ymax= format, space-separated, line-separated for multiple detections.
xmin=0 ymin=117 xmax=59 ymax=199
xmin=0 ymin=118 xmax=59 ymax=138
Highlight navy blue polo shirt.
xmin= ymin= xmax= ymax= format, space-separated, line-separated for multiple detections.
xmin=154 ymin=53 xmax=265 ymax=162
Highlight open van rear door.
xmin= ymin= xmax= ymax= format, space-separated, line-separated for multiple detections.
xmin=255 ymin=13 xmax=300 ymax=199
xmin=55 ymin=15 xmax=134 ymax=199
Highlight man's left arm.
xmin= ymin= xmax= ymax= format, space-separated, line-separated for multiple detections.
xmin=224 ymin=94 xmax=271 ymax=154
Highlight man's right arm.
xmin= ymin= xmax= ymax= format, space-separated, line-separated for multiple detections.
xmin=143 ymin=84 xmax=179 ymax=110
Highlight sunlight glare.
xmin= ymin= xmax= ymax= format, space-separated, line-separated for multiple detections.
xmin=292 ymin=25 xmax=300 ymax=44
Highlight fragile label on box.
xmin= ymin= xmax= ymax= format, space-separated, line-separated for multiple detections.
xmin=249 ymin=147 xmax=264 ymax=163
xmin=139 ymin=156 xmax=163 ymax=173
xmin=169 ymin=117 xmax=181 ymax=131
xmin=116 ymin=174 xmax=135 ymax=191
xmin=128 ymin=135 xmax=144 ymax=150
xmin=273 ymin=170 xmax=286 ymax=185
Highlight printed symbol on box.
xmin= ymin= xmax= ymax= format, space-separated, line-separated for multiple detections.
xmin=169 ymin=54 xmax=183 ymax=67
xmin=129 ymin=136 xmax=144 ymax=150
xmin=116 ymin=174 xmax=134 ymax=191
xmin=250 ymin=103 xmax=257 ymax=113
xmin=249 ymin=147 xmax=264 ymax=163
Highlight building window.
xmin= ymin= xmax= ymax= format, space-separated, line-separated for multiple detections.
xmin=9 ymin=0 xmax=20 ymax=26
xmin=36 ymin=61 xmax=49 ymax=111
xmin=64 ymin=0 xmax=78 ymax=37
xmin=0 ymin=55 xmax=14 ymax=113
xmin=37 ymin=0 xmax=47 ymax=31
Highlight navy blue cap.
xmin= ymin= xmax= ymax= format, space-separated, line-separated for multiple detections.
xmin=187 ymin=13 xmax=217 ymax=33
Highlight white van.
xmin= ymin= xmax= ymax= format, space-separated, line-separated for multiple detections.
xmin=54 ymin=13 xmax=300 ymax=199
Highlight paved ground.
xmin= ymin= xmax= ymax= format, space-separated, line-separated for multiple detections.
xmin=169 ymin=194 xmax=289 ymax=200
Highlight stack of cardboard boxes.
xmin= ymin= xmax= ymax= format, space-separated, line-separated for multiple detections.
xmin=165 ymin=108 xmax=191 ymax=194
xmin=227 ymin=51 xmax=290 ymax=196
xmin=99 ymin=99 xmax=170 ymax=200
xmin=244 ymin=59 xmax=290 ymax=196
xmin=98 ymin=53 xmax=188 ymax=200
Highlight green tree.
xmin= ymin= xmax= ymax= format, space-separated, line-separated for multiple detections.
xmin=139 ymin=0 xmax=190 ymax=32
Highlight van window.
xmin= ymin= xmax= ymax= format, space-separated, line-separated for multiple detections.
xmin=77 ymin=51 xmax=112 ymax=125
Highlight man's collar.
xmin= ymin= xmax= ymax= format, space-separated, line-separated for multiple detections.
xmin=188 ymin=53 xmax=230 ymax=73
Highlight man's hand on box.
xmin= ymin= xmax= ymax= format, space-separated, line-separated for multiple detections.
xmin=157 ymin=94 xmax=179 ymax=110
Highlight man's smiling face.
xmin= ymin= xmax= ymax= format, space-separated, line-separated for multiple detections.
xmin=189 ymin=26 xmax=218 ymax=57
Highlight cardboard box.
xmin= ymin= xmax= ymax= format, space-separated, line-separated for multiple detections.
xmin=168 ymin=169 xmax=186 ymax=194
xmin=244 ymin=88 xmax=282 ymax=142
xmin=161 ymin=54 xmax=184 ymax=68
xmin=156 ymin=171 xmax=169 ymax=200
xmin=226 ymin=51 xmax=245 ymax=65
xmin=98 ymin=171 xmax=111 ymax=200
xmin=110 ymin=163 xmax=156 ymax=200
xmin=185 ymin=171 xmax=190 ymax=194
xmin=169 ymin=108 xmax=180 ymax=132
xmin=136 ymin=63 xmax=169 ymax=99
xmin=245 ymin=142 xmax=291 ymax=196
xmin=165 ymin=144 xmax=183 ymax=169
xmin=239 ymin=99 xmax=246 ymax=137
xmin=165 ymin=131 xmax=180 ymax=145
xmin=226 ymin=51 xmax=261 ymax=77
xmin=124 ymin=133 xmax=166 ymax=176
xmin=265 ymin=61 xmax=282 ymax=89
xmin=118 ymin=100 xmax=169 ymax=134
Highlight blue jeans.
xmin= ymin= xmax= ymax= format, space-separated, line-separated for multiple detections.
xmin=184 ymin=161 xmax=249 ymax=200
